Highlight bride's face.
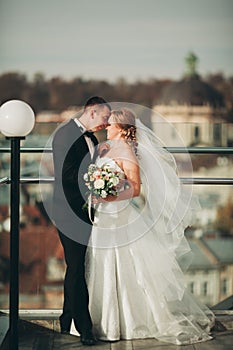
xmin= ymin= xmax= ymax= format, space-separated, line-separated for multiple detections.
xmin=106 ymin=117 xmax=121 ymax=140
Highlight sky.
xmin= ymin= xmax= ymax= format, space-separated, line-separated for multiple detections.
xmin=0 ymin=0 xmax=233 ymax=82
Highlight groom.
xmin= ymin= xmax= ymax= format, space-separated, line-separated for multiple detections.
xmin=52 ymin=96 xmax=111 ymax=345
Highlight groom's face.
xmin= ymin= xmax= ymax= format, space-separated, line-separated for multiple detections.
xmin=92 ymin=105 xmax=111 ymax=131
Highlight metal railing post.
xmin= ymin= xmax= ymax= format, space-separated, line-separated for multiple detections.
xmin=8 ymin=137 xmax=24 ymax=350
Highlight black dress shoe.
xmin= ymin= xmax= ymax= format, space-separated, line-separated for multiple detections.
xmin=60 ymin=329 xmax=70 ymax=335
xmin=80 ymin=332 xmax=97 ymax=346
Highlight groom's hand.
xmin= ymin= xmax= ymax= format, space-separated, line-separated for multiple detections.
xmin=98 ymin=142 xmax=110 ymax=157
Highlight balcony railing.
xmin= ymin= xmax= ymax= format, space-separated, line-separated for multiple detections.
xmin=1 ymin=146 xmax=233 ymax=185
xmin=0 ymin=146 xmax=233 ymax=153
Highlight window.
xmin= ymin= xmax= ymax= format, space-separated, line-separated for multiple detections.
xmin=213 ymin=123 xmax=222 ymax=146
xmin=221 ymin=278 xmax=229 ymax=295
xmin=194 ymin=126 xmax=200 ymax=141
xmin=189 ymin=282 xmax=194 ymax=294
xmin=201 ymin=281 xmax=208 ymax=296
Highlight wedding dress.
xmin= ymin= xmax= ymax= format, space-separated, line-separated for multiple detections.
xmin=85 ymin=120 xmax=215 ymax=345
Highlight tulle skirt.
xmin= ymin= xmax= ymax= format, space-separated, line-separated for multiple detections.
xmin=85 ymin=200 xmax=215 ymax=345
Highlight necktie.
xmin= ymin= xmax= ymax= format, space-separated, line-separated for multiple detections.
xmin=84 ymin=130 xmax=94 ymax=138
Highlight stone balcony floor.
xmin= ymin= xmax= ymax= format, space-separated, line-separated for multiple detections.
xmin=0 ymin=310 xmax=233 ymax=350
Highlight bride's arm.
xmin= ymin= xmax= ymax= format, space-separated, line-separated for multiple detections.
xmin=120 ymin=157 xmax=140 ymax=198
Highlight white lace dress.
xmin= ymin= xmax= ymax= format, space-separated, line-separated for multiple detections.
xmin=85 ymin=157 xmax=215 ymax=345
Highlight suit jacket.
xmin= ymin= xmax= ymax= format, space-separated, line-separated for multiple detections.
xmin=52 ymin=119 xmax=98 ymax=232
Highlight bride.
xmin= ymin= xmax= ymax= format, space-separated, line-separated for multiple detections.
xmin=85 ymin=108 xmax=215 ymax=345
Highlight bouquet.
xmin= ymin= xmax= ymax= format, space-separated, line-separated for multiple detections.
xmin=83 ymin=163 xmax=122 ymax=199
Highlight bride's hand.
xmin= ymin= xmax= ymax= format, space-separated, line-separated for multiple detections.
xmin=91 ymin=196 xmax=99 ymax=205
xmin=91 ymin=196 xmax=108 ymax=204
xmin=91 ymin=195 xmax=116 ymax=205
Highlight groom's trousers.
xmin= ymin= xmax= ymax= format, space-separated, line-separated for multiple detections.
xmin=57 ymin=229 xmax=92 ymax=335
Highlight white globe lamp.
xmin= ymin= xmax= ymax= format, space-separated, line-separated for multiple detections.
xmin=0 ymin=100 xmax=35 ymax=137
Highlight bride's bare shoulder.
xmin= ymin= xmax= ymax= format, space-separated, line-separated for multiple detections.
xmin=120 ymin=143 xmax=138 ymax=163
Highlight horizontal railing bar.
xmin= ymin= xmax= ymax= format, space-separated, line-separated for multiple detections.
xmin=0 ymin=147 xmax=233 ymax=154
xmin=0 ymin=147 xmax=52 ymax=153
xmin=1 ymin=308 xmax=233 ymax=319
xmin=21 ymin=177 xmax=54 ymax=184
xmin=1 ymin=177 xmax=233 ymax=185
xmin=180 ymin=178 xmax=233 ymax=185
xmin=168 ymin=147 xmax=233 ymax=154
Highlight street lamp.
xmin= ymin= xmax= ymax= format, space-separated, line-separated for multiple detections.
xmin=0 ymin=100 xmax=35 ymax=350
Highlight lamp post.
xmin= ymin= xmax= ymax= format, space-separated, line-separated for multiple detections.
xmin=0 ymin=100 xmax=35 ymax=350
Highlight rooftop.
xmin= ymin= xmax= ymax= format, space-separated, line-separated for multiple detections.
xmin=157 ymin=52 xmax=224 ymax=108
xmin=204 ymin=239 xmax=233 ymax=263
xmin=157 ymin=76 xmax=224 ymax=107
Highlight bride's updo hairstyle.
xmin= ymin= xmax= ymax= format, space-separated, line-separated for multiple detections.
xmin=110 ymin=108 xmax=138 ymax=155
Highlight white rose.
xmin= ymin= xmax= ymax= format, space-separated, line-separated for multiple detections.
xmin=83 ymin=173 xmax=89 ymax=181
xmin=110 ymin=177 xmax=119 ymax=186
xmin=101 ymin=190 xmax=107 ymax=198
xmin=89 ymin=164 xmax=96 ymax=171
xmin=94 ymin=179 xmax=105 ymax=189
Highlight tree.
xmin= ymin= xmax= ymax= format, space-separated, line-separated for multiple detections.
xmin=26 ymin=73 xmax=49 ymax=113
xmin=0 ymin=72 xmax=28 ymax=103
xmin=0 ymin=71 xmax=232 ymax=113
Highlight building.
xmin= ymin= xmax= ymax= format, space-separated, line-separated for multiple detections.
xmin=185 ymin=237 xmax=233 ymax=307
xmin=152 ymin=52 xmax=229 ymax=147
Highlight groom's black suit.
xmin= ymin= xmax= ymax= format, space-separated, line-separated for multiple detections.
xmin=52 ymin=118 xmax=98 ymax=335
